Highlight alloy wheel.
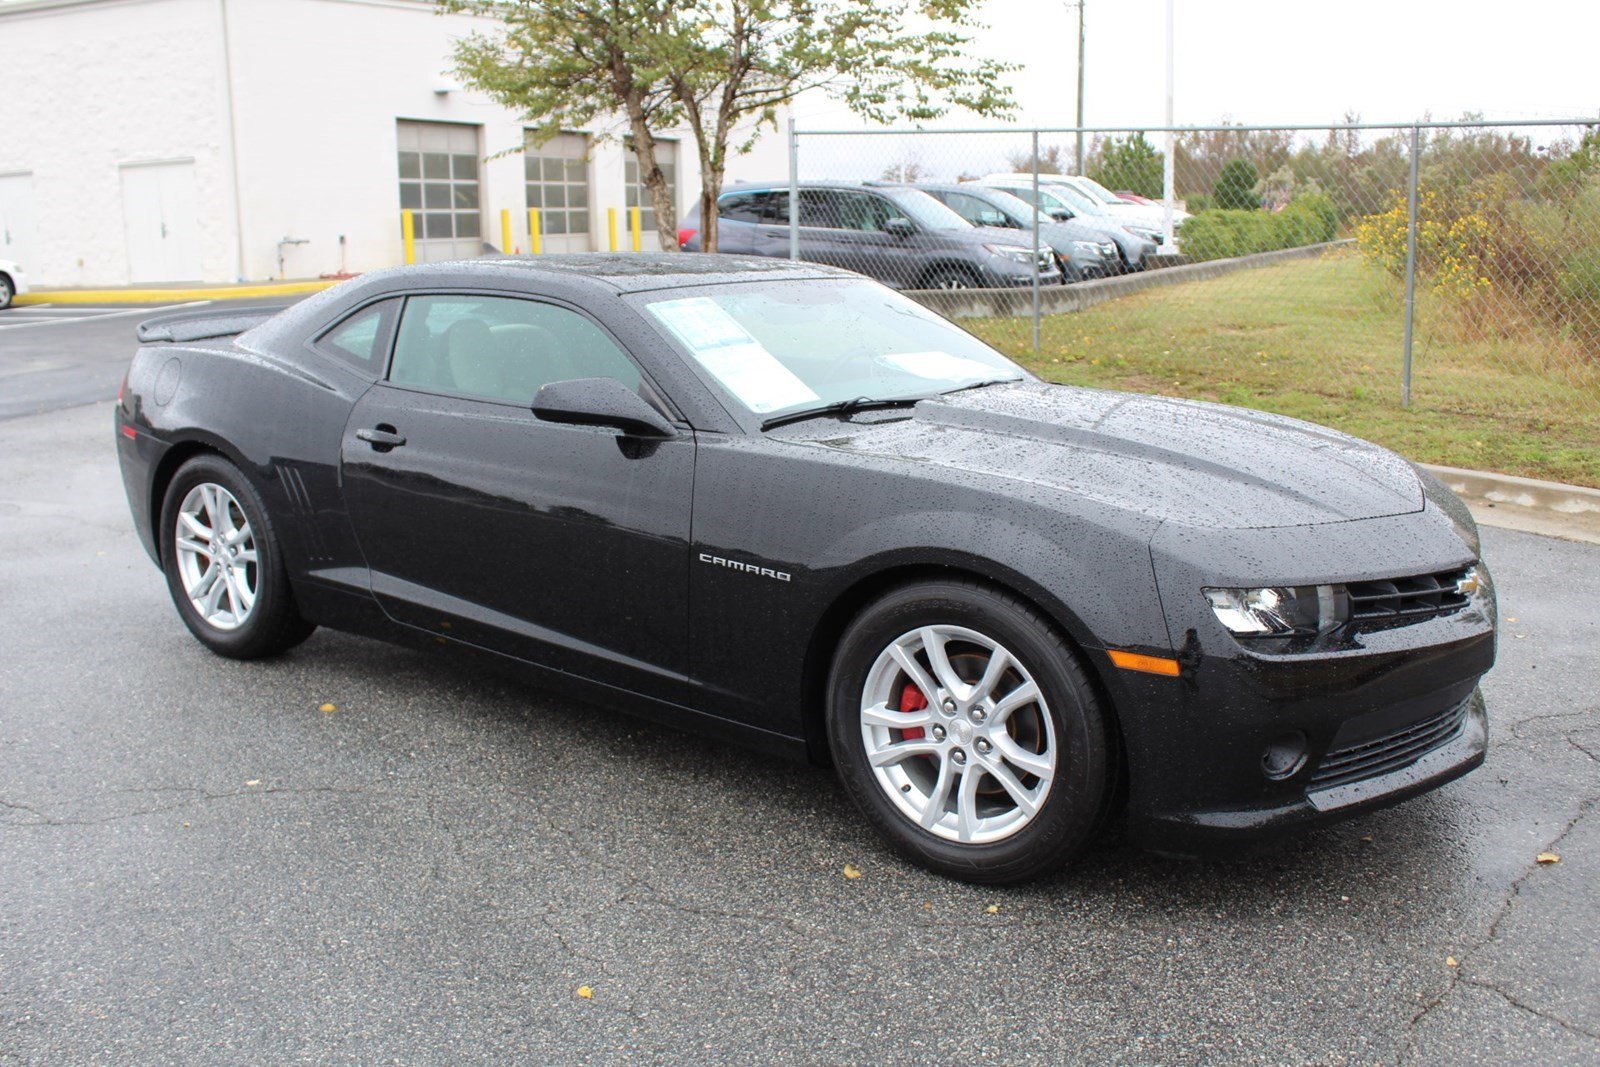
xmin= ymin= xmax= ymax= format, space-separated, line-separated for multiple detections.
xmin=173 ymin=482 xmax=259 ymax=631
xmin=859 ymin=625 xmax=1056 ymax=844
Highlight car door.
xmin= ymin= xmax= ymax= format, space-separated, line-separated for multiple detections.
xmin=802 ymin=191 xmax=920 ymax=286
xmin=340 ymin=292 xmax=694 ymax=700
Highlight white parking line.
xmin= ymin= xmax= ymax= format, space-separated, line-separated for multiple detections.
xmin=0 ymin=301 xmax=210 ymax=331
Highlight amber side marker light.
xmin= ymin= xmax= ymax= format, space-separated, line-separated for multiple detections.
xmin=1107 ymin=649 xmax=1181 ymax=677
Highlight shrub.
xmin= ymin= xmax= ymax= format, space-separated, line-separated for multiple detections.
xmin=1213 ymin=159 xmax=1260 ymax=210
xmin=1180 ymin=191 xmax=1340 ymax=262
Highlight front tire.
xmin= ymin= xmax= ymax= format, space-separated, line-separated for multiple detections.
xmin=0 ymin=274 xmax=14 ymax=310
xmin=159 ymin=454 xmax=315 ymax=659
xmin=827 ymin=580 xmax=1110 ymax=884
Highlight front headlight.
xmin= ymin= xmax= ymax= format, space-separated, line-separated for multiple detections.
xmin=1071 ymin=241 xmax=1101 ymax=255
xmin=1124 ymin=225 xmax=1161 ymax=241
xmin=982 ymin=243 xmax=1038 ymax=263
xmin=1204 ymin=585 xmax=1350 ymax=637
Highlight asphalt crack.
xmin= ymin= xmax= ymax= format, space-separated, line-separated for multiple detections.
xmin=1396 ymin=789 xmax=1600 ymax=1062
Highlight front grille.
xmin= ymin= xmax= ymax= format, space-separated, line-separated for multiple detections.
xmin=1309 ymin=700 xmax=1470 ymax=790
xmin=1347 ymin=567 xmax=1472 ymax=625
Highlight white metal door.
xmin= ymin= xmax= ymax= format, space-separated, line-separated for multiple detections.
xmin=0 ymin=173 xmax=35 ymax=269
xmin=120 ymin=161 xmax=203 ymax=282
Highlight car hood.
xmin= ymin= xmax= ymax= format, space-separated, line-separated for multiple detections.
xmin=791 ymin=381 xmax=1424 ymax=530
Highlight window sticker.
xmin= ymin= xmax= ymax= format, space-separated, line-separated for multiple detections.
xmin=879 ymin=350 xmax=1003 ymax=382
xmin=648 ymin=298 xmax=819 ymax=414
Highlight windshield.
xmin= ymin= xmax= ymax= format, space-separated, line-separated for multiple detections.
xmin=637 ymin=280 xmax=1026 ymax=420
xmin=980 ymin=188 xmax=1049 ymax=227
xmin=1074 ymin=175 xmax=1135 ymax=206
xmin=1041 ymin=181 xmax=1104 ymax=214
xmin=885 ymin=189 xmax=973 ymax=232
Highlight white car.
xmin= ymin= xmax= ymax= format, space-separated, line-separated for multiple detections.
xmin=0 ymin=259 xmax=28 ymax=309
xmin=983 ymin=173 xmax=1187 ymax=251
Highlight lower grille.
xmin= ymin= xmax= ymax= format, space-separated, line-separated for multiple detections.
xmin=1309 ymin=700 xmax=1471 ymax=790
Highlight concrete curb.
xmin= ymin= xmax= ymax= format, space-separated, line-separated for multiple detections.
xmin=16 ymin=279 xmax=343 ymax=305
xmin=906 ymin=239 xmax=1355 ymax=320
xmin=1421 ymin=463 xmax=1600 ymax=546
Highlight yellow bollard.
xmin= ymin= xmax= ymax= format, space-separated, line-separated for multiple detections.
xmin=607 ymin=207 xmax=618 ymax=252
xmin=630 ymin=207 xmax=642 ymax=252
xmin=501 ymin=208 xmax=513 ymax=255
xmin=401 ymin=210 xmax=416 ymax=265
xmin=528 ymin=208 xmax=543 ymax=254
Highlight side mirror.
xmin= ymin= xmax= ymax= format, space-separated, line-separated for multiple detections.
xmin=884 ymin=217 xmax=915 ymax=237
xmin=533 ymin=377 xmax=675 ymax=437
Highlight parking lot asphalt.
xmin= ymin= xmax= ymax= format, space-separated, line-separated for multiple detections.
xmin=2 ymin=313 xmax=1598 ymax=1064
xmin=0 ymin=299 xmax=300 ymax=420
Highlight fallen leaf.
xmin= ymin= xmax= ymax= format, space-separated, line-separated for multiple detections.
xmin=245 ymin=780 xmax=260 ymax=787
xmin=842 ymin=863 xmax=862 ymax=880
xmin=1537 ymin=852 xmax=1561 ymax=865
xmin=1360 ymin=835 xmax=1374 ymax=843
xmin=985 ymin=904 xmax=1000 ymax=915
xmin=1446 ymin=956 xmax=1459 ymax=967
xmin=1505 ymin=616 xmax=1518 ymax=623
xmin=922 ymin=902 xmax=933 ymax=910
xmin=576 ymin=985 xmax=593 ymax=999
xmin=319 ymin=703 xmax=337 ymax=713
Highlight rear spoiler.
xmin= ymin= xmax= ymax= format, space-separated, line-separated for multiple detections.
xmin=136 ymin=304 xmax=284 ymax=343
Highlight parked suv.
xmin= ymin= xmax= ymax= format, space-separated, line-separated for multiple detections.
xmin=679 ymin=181 xmax=1060 ymax=289
xmin=978 ymin=178 xmax=1159 ymax=271
xmin=905 ymin=182 xmax=1118 ymax=281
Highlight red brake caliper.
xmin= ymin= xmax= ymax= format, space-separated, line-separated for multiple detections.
xmin=899 ymin=683 xmax=928 ymax=741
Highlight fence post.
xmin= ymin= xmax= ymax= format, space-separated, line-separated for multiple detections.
xmin=630 ymin=207 xmax=642 ymax=252
xmin=500 ymin=208 xmax=513 ymax=255
xmin=1031 ymin=129 xmax=1041 ymax=355
xmin=528 ymin=208 xmax=542 ymax=255
xmin=787 ymin=117 xmax=800 ymax=261
xmin=401 ymin=210 xmax=416 ymax=265
xmin=1401 ymin=123 xmax=1420 ymax=408
xmin=607 ymin=208 xmax=618 ymax=252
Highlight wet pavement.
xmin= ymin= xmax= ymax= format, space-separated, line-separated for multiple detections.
xmin=1 ymin=313 xmax=1596 ymax=1064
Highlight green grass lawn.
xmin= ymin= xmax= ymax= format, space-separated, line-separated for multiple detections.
xmin=965 ymin=251 xmax=1600 ymax=487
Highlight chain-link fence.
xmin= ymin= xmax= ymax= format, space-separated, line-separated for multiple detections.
xmin=775 ymin=119 xmax=1600 ymax=486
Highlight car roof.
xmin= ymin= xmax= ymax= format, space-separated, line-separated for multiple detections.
xmin=343 ymin=253 xmax=854 ymax=296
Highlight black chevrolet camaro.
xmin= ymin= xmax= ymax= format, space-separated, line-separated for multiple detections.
xmin=115 ymin=254 xmax=1495 ymax=883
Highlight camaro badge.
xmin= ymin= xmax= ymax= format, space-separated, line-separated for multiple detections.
xmin=699 ymin=552 xmax=791 ymax=582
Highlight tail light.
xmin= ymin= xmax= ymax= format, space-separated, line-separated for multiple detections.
xmin=677 ymin=228 xmax=697 ymax=248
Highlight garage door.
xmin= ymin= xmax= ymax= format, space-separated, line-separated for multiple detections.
xmin=524 ymin=132 xmax=592 ymax=253
xmin=397 ymin=121 xmax=484 ymax=262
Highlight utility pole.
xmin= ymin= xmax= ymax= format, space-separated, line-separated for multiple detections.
xmin=1072 ymin=1 xmax=1086 ymax=174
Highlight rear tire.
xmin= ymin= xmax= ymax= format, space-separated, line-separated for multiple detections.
xmin=159 ymin=454 xmax=315 ymax=659
xmin=0 ymin=274 xmax=14 ymax=310
xmin=826 ymin=580 xmax=1110 ymax=884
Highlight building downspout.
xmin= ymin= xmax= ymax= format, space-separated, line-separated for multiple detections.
xmin=218 ymin=0 xmax=246 ymax=281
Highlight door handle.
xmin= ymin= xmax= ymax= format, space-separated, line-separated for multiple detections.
xmin=356 ymin=426 xmax=406 ymax=450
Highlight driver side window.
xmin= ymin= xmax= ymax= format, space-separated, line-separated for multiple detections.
xmin=389 ymin=295 xmax=641 ymax=405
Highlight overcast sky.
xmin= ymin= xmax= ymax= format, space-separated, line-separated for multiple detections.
xmin=790 ymin=0 xmax=1600 ymax=131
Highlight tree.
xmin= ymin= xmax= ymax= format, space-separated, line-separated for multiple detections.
xmin=880 ymin=155 xmax=929 ymax=183
xmin=1089 ymin=133 xmax=1162 ymax=199
xmin=443 ymin=1 xmax=1015 ymax=251
xmin=1213 ymin=158 xmax=1260 ymax=210
xmin=1005 ymin=143 xmax=1065 ymax=175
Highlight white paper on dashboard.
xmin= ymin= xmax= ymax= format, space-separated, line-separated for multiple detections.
xmin=649 ymin=298 xmax=819 ymax=413
xmin=879 ymin=350 xmax=1000 ymax=381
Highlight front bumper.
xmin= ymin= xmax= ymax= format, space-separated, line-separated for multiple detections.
xmin=1108 ymin=502 xmax=1495 ymax=852
xmin=1136 ymin=689 xmax=1487 ymax=852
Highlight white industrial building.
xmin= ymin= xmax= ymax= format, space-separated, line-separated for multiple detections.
xmin=0 ymin=0 xmax=790 ymax=288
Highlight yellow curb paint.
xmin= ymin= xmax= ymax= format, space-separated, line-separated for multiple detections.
xmin=15 ymin=280 xmax=343 ymax=305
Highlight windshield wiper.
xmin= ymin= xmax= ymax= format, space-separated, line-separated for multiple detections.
xmin=939 ymin=376 xmax=1025 ymax=397
xmin=761 ymin=395 xmax=924 ymax=430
